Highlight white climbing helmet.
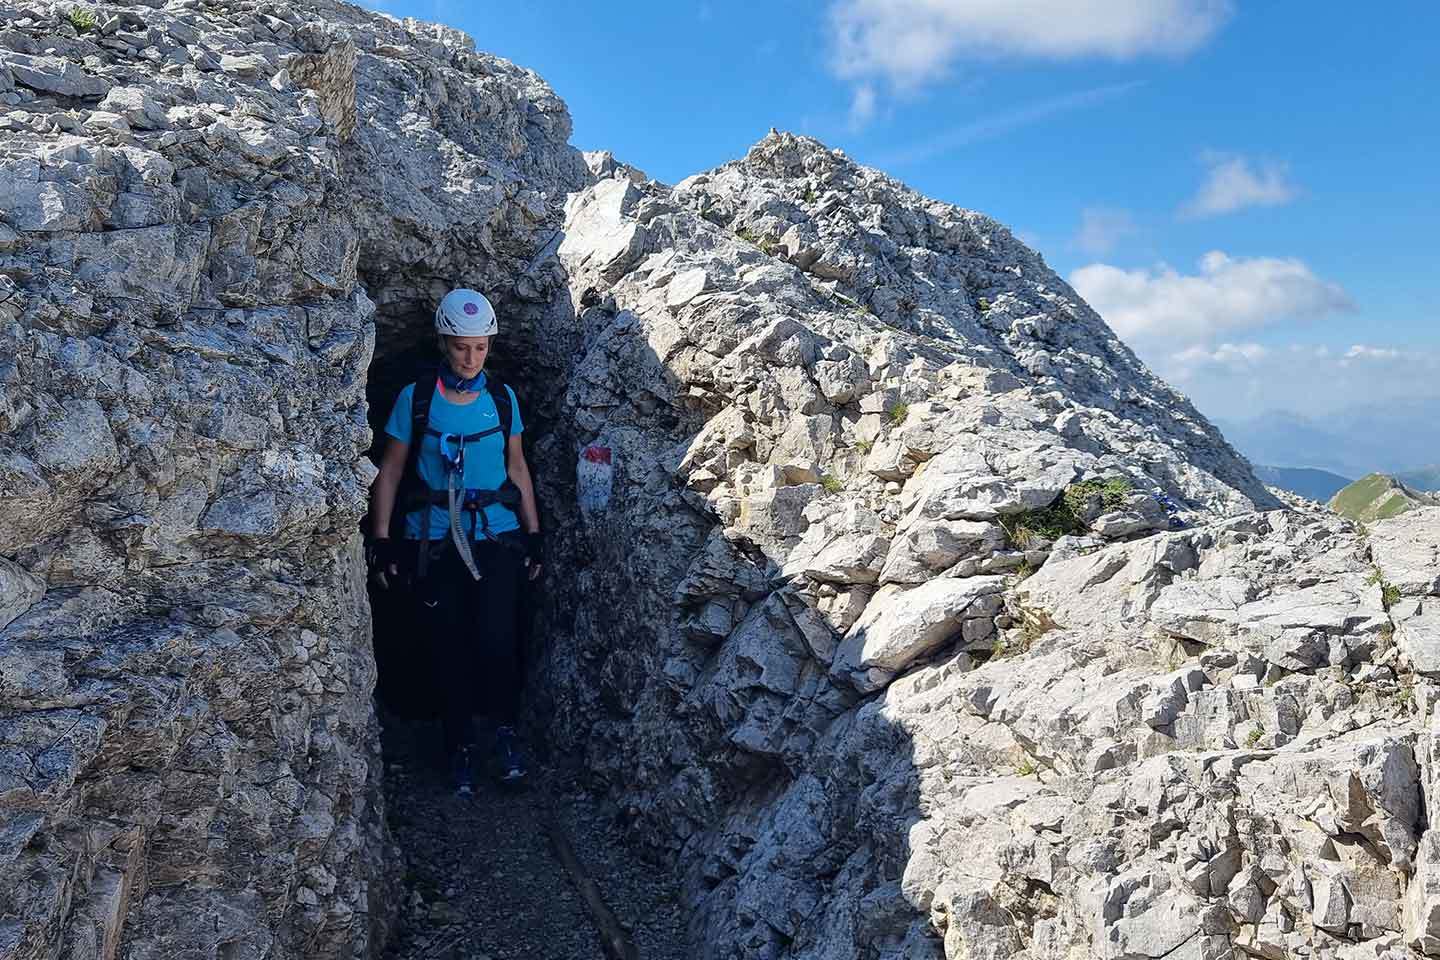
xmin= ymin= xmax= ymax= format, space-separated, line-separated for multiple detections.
xmin=434 ymin=288 xmax=498 ymax=337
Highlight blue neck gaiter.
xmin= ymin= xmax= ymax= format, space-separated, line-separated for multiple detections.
xmin=439 ymin=367 xmax=487 ymax=394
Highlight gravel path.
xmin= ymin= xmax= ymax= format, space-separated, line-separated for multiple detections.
xmin=380 ymin=717 xmax=687 ymax=960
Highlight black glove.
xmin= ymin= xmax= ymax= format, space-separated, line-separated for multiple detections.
xmin=524 ymin=531 xmax=544 ymax=566
xmin=367 ymin=538 xmax=403 ymax=587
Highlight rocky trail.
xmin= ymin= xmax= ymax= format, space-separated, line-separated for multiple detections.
xmin=379 ymin=718 xmax=686 ymax=960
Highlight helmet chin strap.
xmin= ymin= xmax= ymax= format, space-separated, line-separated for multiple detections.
xmin=439 ymin=366 xmax=487 ymax=393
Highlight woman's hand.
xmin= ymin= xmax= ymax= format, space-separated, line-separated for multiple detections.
xmin=368 ymin=537 xmax=402 ymax=589
xmin=524 ymin=532 xmax=543 ymax=581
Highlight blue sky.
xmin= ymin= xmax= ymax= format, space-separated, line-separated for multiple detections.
xmin=368 ymin=0 xmax=1439 ymax=462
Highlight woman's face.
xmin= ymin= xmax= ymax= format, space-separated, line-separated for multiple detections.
xmin=444 ymin=335 xmax=491 ymax=380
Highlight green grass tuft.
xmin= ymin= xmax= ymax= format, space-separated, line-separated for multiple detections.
xmin=820 ymin=474 xmax=843 ymax=494
xmin=1245 ymin=726 xmax=1263 ymax=747
xmin=68 ymin=5 xmax=96 ymax=30
xmin=1368 ymin=567 xmax=1402 ymax=609
xmin=887 ymin=402 xmax=909 ymax=424
xmin=1001 ymin=477 xmax=1133 ymax=548
xmin=854 ymin=438 xmax=873 ymax=454
xmin=734 ymin=227 xmax=777 ymax=254
xmin=1015 ymin=757 xmax=1037 ymax=777
xmin=1382 ymin=583 xmax=1401 ymax=610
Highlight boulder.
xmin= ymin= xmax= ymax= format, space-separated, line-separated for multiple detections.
xmin=833 ymin=576 xmax=1006 ymax=692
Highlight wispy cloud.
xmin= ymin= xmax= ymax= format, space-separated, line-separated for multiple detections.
xmin=848 ymin=84 xmax=878 ymax=131
xmin=1070 ymin=250 xmax=1354 ymax=346
xmin=1343 ymin=344 xmax=1402 ymax=363
xmin=828 ymin=0 xmax=1231 ymax=127
xmin=1073 ymin=206 xmax=1139 ymax=256
xmin=1181 ymin=151 xmax=1300 ymax=218
xmin=876 ymin=81 xmax=1142 ymax=166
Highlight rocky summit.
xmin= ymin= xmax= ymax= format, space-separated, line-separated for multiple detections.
xmin=1 ymin=2 xmax=1437 ymax=959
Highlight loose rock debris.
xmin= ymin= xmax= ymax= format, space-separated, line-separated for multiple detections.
xmin=380 ymin=718 xmax=685 ymax=960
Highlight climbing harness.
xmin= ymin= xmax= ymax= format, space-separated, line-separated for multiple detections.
xmin=393 ymin=369 xmax=521 ymax=581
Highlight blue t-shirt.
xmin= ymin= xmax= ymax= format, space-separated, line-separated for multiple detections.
xmin=384 ymin=374 xmax=524 ymax=539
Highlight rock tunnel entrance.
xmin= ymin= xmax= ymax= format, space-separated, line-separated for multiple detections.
xmin=360 ymin=304 xmax=540 ymax=736
xmin=357 ymin=294 xmax=687 ymax=959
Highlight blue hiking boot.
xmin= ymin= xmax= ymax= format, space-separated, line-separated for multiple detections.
xmin=450 ymin=745 xmax=476 ymax=797
xmin=494 ymin=726 xmax=527 ymax=785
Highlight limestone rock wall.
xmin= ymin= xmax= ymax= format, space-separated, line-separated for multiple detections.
xmin=0 ymin=1 xmax=584 ymax=957
xmin=536 ymin=135 xmax=1387 ymax=958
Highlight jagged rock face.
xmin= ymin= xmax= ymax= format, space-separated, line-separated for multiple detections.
xmin=0 ymin=2 xmax=584 ymax=958
xmin=536 ymin=134 xmax=1314 ymax=957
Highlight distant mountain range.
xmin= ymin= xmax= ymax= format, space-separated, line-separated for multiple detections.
xmin=1252 ymin=465 xmax=1352 ymax=502
xmin=1397 ymin=465 xmax=1440 ymax=492
xmin=1217 ymin=403 xmax=1440 ymax=480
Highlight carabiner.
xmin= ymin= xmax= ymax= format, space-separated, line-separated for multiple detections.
xmin=439 ymin=432 xmax=464 ymax=474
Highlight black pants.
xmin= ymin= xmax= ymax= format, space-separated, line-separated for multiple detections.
xmin=412 ymin=537 xmax=525 ymax=754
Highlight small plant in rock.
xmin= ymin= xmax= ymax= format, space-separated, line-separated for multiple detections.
xmin=990 ymin=636 xmax=1008 ymax=659
xmin=820 ymin=474 xmax=843 ymax=494
xmin=1368 ymin=567 xmax=1402 ymax=609
xmin=976 ymin=297 xmax=992 ymax=313
xmin=1001 ymin=504 xmax=1079 ymax=547
xmin=854 ymin=438 xmax=873 ymax=454
xmin=1398 ymin=686 xmax=1415 ymax=710
xmin=1245 ymin=726 xmax=1264 ymax=747
xmin=1010 ymin=612 xmax=1054 ymax=655
xmin=1382 ymin=583 xmax=1401 ymax=610
xmin=887 ymin=402 xmax=909 ymax=424
xmin=1014 ymin=560 xmax=1035 ymax=581
xmin=67 ymin=5 xmax=97 ymax=31
xmin=1062 ymin=477 xmax=1133 ymax=516
xmin=1015 ymin=757 xmax=1037 ymax=777
xmin=802 ymin=184 xmax=817 ymax=204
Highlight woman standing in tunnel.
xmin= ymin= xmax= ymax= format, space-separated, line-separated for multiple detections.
xmin=368 ymin=288 xmax=543 ymax=795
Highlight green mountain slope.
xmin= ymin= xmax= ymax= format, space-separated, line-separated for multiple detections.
xmin=1329 ymin=473 xmax=1438 ymax=521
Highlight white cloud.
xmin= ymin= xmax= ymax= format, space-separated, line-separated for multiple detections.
xmin=1074 ymin=206 xmax=1139 ymax=256
xmin=829 ymin=0 xmax=1232 ymax=91
xmin=1343 ymin=344 xmax=1402 ymax=363
xmin=876 ymin=82 xmax=1141 ymax=166
xmin=1171 ymin=341 xmax=1270 ymax=369
xmin=1070 ymin=251 xmax=1354 ymax=345
xmin=1181 ymin=152 xmax=1300 ymax=218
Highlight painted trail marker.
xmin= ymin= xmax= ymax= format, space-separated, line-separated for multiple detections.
xmin=577 ymin=445 xmax=613 ymax=514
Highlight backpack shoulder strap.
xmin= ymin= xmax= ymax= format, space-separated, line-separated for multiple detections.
xmin=485 ymin=376 xmax=514 ymax=470
xmin=403 ymin=376 xmax=433 ymax=480
xmin=388 ymin=376 xmax=434 ymax=539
